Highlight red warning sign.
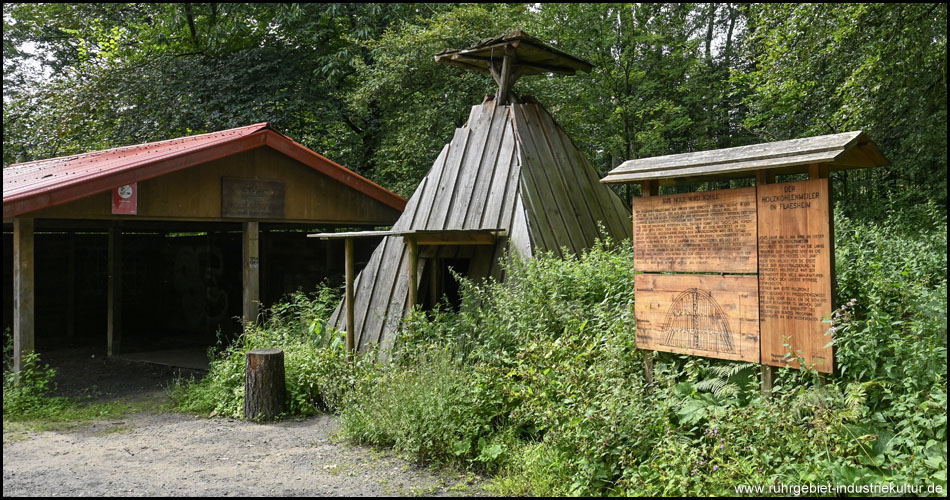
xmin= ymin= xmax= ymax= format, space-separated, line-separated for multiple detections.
xmin=112 ymin=183 xmax=137 ymax=215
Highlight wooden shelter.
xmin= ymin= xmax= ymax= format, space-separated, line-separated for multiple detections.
xmin=3 ymin=124 xmax=405 ymax=372
xmin=313 ymin=32 xmax=632 ymax=357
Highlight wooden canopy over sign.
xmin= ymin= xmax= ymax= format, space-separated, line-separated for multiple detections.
xmin=602 ymin=131 xmax=887 ymax=185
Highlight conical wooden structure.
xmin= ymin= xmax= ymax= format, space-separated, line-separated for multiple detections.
xmin=320 ymin=32 xmax=632 ymax=355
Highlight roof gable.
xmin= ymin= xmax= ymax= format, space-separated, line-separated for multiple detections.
xmin=3 ymin=124 xmax=405 ymax=220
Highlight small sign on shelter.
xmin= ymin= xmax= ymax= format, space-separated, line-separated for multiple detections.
xmin=111 ymin=183 xmax=137 ymax=215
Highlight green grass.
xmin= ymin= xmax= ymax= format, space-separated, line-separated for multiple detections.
xmin=3 ymin=386 xmax=161 ymax=445
xmin=3 ymin=341 xmax=168 ymax=443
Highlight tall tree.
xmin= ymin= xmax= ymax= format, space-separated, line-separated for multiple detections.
xmin=741 ymin=3 xmax=947 ymax=214
xmin=2 ymin=3 xmax=446 ymax=176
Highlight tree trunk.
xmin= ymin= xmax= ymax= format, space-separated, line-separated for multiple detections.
xmin=244 ymin=349 xmax=286 ymax=421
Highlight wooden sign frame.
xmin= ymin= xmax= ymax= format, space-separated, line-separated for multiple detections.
xmin=632 ymin=173 xmax=835 ymax=374
xmin=221 ymin=177 xmax=286 ymax=219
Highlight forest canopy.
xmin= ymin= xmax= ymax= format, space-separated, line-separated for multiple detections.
xmin=3 ymin=3 xmax=946 ymax=216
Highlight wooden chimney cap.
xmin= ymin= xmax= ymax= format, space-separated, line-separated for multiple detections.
xmin=434 ymin=30 xmax=593 ymax=77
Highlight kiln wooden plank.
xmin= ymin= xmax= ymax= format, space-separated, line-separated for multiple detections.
xmin=757 ymin=178 xmax=834 ymax=373
xmin=511 ymin=108 xmax=561 ymax=256
xmin=486 ymin=127 xmax=520 ymax=231
xmin=447 ymin=103 xmax=495 ymax=229
xmin=535 ymin=106 xmax=601 ymax=248
xmin=633 ymin=186 xmax=757 ymax=273
xmin=635 ymin=274 xmax=760 ymax=363
xmin=407 ymin=147 xmax=446 ymax=229
xmin=424 ymin=127 xmax=469 ymax=230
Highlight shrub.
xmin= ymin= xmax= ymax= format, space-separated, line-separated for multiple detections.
xmin=175 ymin=205 xmax=947 ymax=494
xmin=3 ymin=349 xmax=63 ymax=419
xmin=338 ymin=213 xmax=947 ymax=495
xmin=171 ymin=286 xmax=374 ymax=418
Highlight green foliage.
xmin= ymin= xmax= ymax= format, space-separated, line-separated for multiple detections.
xmin=340 ymin=347 xmax=509 ymax=468
xmin=833 ymin=202 xmax=948 ymax=389
xmin=4 ymin=4 xmax=944 ymax=217
xmin=171 ymin=286 xmax=373 ymax=419
xmin=2 ymin=3 xmax=435 ymax=173
xmin=3 ymin=334 xmax=143 ymax=424
xmin=346 ymin=3 xmax=527 ymax=196
xmin=336 ymin=219 xmax=946 ymax=495
xmin=743 ymin=3 xmax=948 ymax=213
xmin=3 ymin=350 xmax=63 ymax=419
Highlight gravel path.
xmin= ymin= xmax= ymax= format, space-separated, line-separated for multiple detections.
xmin=2 ymin=348 xmax=484 ymax=497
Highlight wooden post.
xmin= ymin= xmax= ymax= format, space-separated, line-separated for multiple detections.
xmin=760 ymin=364 xmax=776 ymax=395
xmin=498 ymin=53 xmax=513 ymax=104
xmin=244 ymin=348 xmax=286 ymax=421
xmin=810 ymin=163 xmax=836 ymax=380
xmin=756 ymin=170 xmax=778 ymax=394
xmin=67 ymin=231 xmax=76 ymax=340
xmin=243 ymin=221 xmax=260 ymax=326
xmin=429 ymin=258 xmax=440 ymax=308
xmin=13 ymin=217 xmax=34 ymax=374
xmin=258 ymin=227 xmax=267 ymax=311
xmin=639 ymin=180 xmax=659 ymax=391
xmin=344 ymin=237 xmax=355 ymax=353
xmin=643 ymin=351 xmax=655 ymax=388
xmin=407 ymin=236 xmax=419 ymax=310
xmin=107 ymin=224 xmax=123 ymax=357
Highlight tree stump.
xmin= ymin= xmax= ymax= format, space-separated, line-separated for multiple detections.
xmin=244 ymin=349 xmax=286 ymax=421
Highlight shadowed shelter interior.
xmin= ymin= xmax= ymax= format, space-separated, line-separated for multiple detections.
xmin=3 ymin=124 xmax=404 ymax=370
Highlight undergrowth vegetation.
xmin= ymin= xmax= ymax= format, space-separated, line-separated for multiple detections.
xmin=172 ymin=204 xmax=947 ymax=495
xmin=170 ymin=286 xmax=376 ymax=418
xmin=3 ymin=335 xmax=143 ymax=427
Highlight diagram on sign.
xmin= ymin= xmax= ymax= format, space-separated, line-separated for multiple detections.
xmin=660 ymin=288 xmax=737 ymax=354
xmin=635 ymin=274 xmax=759 ymax=363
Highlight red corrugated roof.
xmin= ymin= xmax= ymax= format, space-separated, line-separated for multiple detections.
xmin=3 ymin=123 xmax=406 ymax=220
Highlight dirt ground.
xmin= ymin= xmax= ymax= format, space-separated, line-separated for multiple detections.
xmin=2 ymin=348 xmax=485 ymax=497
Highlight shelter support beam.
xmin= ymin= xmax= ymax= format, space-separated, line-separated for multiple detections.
xmin=107 ymin=224 xmax=123 ymax=356
xmin=344 ymin=238 xmax=355 ymax=353
xmin=67 ymin=232 xmax=76 ymax=340
xmin=809 ymin=163 xmax=835 ymax=381
xmin=13 ymin=217 xmax=35 ymax=373
xmin=243 ymin=221 xmax=260 ymax=326
xmin=407 ymin=237 xmax=419 ymax=310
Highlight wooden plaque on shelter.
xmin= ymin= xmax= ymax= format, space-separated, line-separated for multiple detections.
xmin=633 ymin=187 xmax=757 ymax=273
xmin=757 ymin=178 xmax=834 ymax=373
xmin=222 ymin=177 xmax=285 ymax=219
xmin=635 ymin=274 xmax=760 ymax=363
